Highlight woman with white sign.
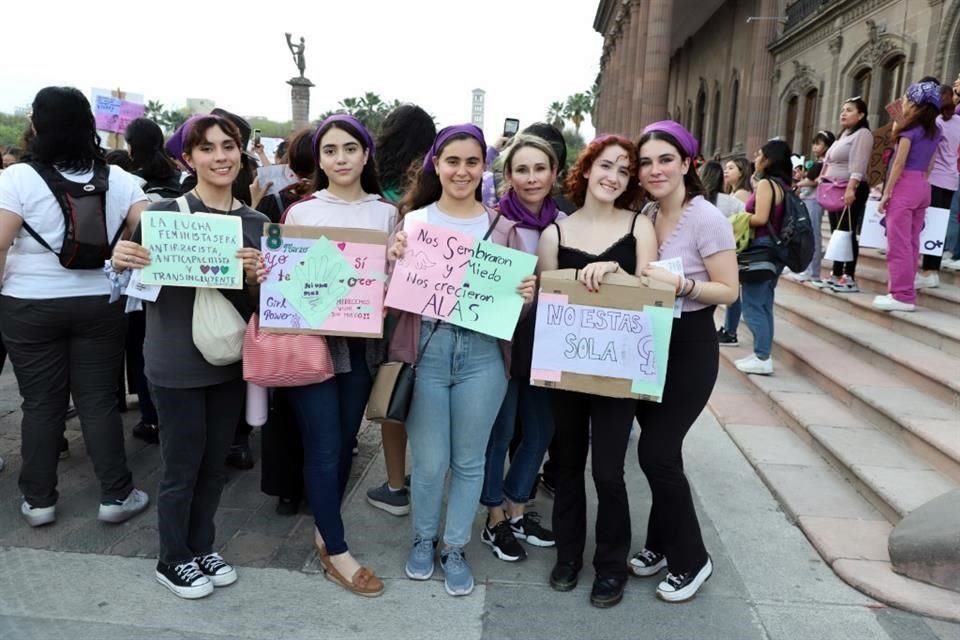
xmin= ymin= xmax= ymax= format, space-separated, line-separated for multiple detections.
xmin=387 ymin=124 xmax=536 ymax=598
xmin=629 ymin=121 xmax=738 ymax=603
xmin=280 ymin=114 xmax=397 ymax=597
xmin=873 ymin=82 xmax=945 ymax=312
xmin=536 ymin=134 xmax=657 ymax=608
xmin=479 ymin=134 xmax=564 ymax=564
xmin=109 ymin=114 xmax=269 ymax=599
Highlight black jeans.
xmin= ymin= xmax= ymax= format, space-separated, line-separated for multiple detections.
xmin=827 ymin=181 xmax=870 ymax=278
xmin=260 ymin=389 xmax=304 ymax=500
xmin=635 ymin=307 xmax=717 ymax=575
xmin=921 ymin=186 xmax=956 ymax=272
xmin=550 ymin=390 xmax=635 ymax=579
xmin=153 ymin=378 xmax=244 ymax=565
xmin=125 ymin=310 xmax=157 ymax=424
xmin=0 ymin=295 xmax=132 ymax=508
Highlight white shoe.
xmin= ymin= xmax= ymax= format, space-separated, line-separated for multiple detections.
xmin=98 ymin=488 xmax=149 ymax=523
xmin=914 ymin=273 xmax=939 ymax=289
xmin=735 ymin=354 xmax=774 ymax=375
xmin=657 ymin=556 xmax=714 ymax=603
xmin=872 ymin=294 xmax=915 ymax=312
xmin=21 ymin=501 xmax=56 ymax=527
xmin=942 ymin=259 xmax=960 ymax=270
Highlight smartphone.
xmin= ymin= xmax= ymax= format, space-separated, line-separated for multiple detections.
xmin=252 ymin=128 xmax=262 ymax=148
xmin=503 ymin=118 xmax=520 ymax=138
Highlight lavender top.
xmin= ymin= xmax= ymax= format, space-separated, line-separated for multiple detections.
xmin=899 ymin=124 xmax=943 ymax=172
xmin=823 ymin=128 xmax=873 ymax=183
xmin=930 ymin=115 xmax=960 ymax=191
xmin=646 ymin=196 xmax=736 ymax=313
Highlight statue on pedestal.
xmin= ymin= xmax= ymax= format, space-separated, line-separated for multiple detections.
xmin=285 ymin=32 xmax=306 ymax=78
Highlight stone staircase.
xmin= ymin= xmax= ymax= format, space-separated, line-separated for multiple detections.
xmin=708 ymin=244 xmax=960 ymax=621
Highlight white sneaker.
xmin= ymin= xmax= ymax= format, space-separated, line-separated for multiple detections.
xmin=872 ymin=294 xmax=915 ymax=312
xmin=20 ymin=501 xmax=56 ymax=527
xmin=735 ymin=354 xmax=774 ymax=375
xmin=942 ymin=259 xmax=960 ymax=270
xmin=98 ymin=488 xmax=149 ymax=523
xmin=914 ymin=273 xmax=939 ymax=289
xmin=657 ymin=556 xmax=713 ymax=603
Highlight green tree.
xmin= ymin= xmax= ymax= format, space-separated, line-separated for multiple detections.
xmin=562 ymin=128 xmax=586 ymax=172
xmin=0 ymin=112 xmax=30 ymax=149
xmin=546 ymin=101 xmax=566 ymax=130
xmin=317 ymin=93 xmax=403 ymax=136
xmin=161 ymin=108 xmax=188 ymax=133
xmin=144 ymin=100 xmax=165 ymax=122
xmin=246 ymin=117 xmax=294 ymax=138
xmin=564 ymin=93 xmax=592 ymax=134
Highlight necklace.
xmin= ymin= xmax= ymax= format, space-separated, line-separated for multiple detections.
xmin=191 ymin=189 xmax=235 ymax=214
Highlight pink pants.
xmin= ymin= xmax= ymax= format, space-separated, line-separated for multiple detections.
xmin=886 ymin=171 xmax=931 ymax=304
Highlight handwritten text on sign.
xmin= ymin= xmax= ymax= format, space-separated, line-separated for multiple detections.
xmin=384 ymin=222 xmax=537 ymax=340
xmin=531 ymin=299 xmax=658 ymax=382
xmin=140 ymin=210 xmax=243 ymax=289
xmin=259 ymin=232 xmax=386 ymax=337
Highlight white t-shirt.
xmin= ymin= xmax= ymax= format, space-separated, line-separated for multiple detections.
xmin=283 ymin=189 xmax=397 ymax=233
xmin=423 ymin=204 xmax=490 ymax=239
xmin=0 ymin=162 xmax=146 ymax=299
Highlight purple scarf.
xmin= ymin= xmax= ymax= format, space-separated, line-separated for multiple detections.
xmin=498 ymin=189 xmax=559 ymax=231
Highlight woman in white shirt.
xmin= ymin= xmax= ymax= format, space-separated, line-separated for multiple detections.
xmin=0 ymin=86 xmax=150 ymax=528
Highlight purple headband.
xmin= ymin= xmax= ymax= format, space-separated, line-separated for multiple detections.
xmin=906 ymin=81 xmax=943 ymax=110
xmin=642 ymin=120 xmax=699 ymax=159
xmin=422 ymin=124 xmax=487 ymax=174
xmin=311 ymin=114 xmax=376 ymax=163
xmin=164 ymin=114 xmax=207 ymax=173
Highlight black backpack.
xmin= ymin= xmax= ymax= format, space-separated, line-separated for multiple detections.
xmin=765 ymin=178 xmax=815 ymax=273
xmin=23 ymin=161 xmax=123 ymax=270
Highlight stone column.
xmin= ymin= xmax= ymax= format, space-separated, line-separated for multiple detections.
xmin=288 ymin=77 xmax=315 ymax=130
xmin=827 ymin=35 xmax=844 ymax=132
xmin=744 ymin=0 xmax=778 ymax=155
xmin=616 ymin=13 xmax=633 ymax=134
xmin=611 ymin=32 xmax=623 ymax=133
xmin=628 ymin=0 xmax=650 ymax=137
xmin=639 ymin=0 xmax=673 ymax=125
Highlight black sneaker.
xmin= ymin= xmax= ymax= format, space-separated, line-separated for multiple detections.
xmin=717 ymin=328 xmax=738 ymax=346
xmin=656 ymin=556 xmax=713 ymax=602
xmin=155 ymin=560 xmax=213 ymax=599
xmin=194 ymin=552 xmax=237 ymax=587
xmin=225 ymin=443 xmax=254 ymax=470
xmin=590 ymin=575 xmax=627 ymax=608
xmin=549 ymin=561 xmax=580 ymax=592
xmin=132 ymin=421 xmax=159 ymax=444
xmin=481 ymin=520 xmax=527 ymax=562
xmin=509 ymin=512 xmax=555 ymax=548
xmin=629 ymin=548 xmax=667 ymax=577
xmin=537 ymin=473 xmax=555 ymax=497
xmin=58 ymin=436 xmax=70 ymax=460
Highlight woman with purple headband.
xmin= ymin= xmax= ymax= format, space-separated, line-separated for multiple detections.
xmin=873 ymin=82 xmax=945 ymax=312
xmin=281 ymin=113 xmax=395 ymax=597
xmin=629 ymin=120 xmax=738 ymax=603
xmin=387 ymin=124 xmax=536 ymax=597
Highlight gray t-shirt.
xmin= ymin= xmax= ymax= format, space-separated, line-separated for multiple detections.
xmin=137 ymin=194 xmax=268 ymax=389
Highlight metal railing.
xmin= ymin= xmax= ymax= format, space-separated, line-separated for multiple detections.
xmin=784 ymin=0 xmax=835 ymax=33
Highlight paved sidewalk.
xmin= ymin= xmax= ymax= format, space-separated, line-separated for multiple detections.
xmin=1 ymin=365 xmax=959 ymax=639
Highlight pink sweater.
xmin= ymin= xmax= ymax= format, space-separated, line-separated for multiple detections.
xmin=822 ymin=128 xmax=873 ymax=183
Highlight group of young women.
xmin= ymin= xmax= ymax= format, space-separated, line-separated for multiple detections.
xmin=0 ymin=85 xmax=742 ymax=608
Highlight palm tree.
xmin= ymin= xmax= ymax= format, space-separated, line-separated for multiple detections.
xmin=546 ymin=101 xmax=566 ymax=130
xmin=144 ymin=100 xmax=165 ymax=123
xmin=564 ymin=93 xmax=592 ymax=134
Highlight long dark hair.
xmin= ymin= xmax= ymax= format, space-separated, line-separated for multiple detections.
xmin=636 ymin=130 xmax=708 ymax=204
xmin=30 ymin=86 xmax=104 ymax=172
xmin=698 ymin=161 xmax=724 ymax=204
xmin=843 ymin=97 xmax=870 ymax=132
xmin=902 ymin=102 xmax=941 ymax=139
xmin=124 ymin=117 xmax=178 ymax=183
xmin=401 ymin=133 xmax=484 ymax=214
xmin=313 ymin=120 xmax=381 ymax=195
xmin=758 ymin=140 xmax=794 ymax=183
xmin=375 ymin=104 xmax=436 ymax=193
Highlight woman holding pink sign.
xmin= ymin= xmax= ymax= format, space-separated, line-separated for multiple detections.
xmin=536 ymin=134 xmax=658 ymax=608
xmin=387 ymin=124 xmax=536 ymax=598
xmin=280 ymin=114 xmax=397 ymax=597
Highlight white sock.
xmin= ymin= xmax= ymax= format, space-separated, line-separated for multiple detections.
xmin=509 ymin=515 xmax=523 ymax=524
xmin=387 ymin=484 xmax=403 ymax=493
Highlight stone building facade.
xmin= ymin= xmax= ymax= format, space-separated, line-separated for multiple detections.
xmin=594 ymin=0 xmax=960 ymax=165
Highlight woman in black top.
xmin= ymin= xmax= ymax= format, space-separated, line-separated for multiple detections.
xmin=537 ymin=135 xmax=657 ymax=608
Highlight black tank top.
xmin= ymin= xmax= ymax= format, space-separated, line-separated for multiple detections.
xmin=554 ymin=212 xmax=641 ymax=275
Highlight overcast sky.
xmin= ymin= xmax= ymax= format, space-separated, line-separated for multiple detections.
xmin=1 ymin=0 xmax=602 ymax=141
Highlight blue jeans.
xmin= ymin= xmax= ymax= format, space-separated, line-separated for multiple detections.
xmin=740 ymin=237 xmax=780 ymax=359
xmin=481 ymin=379 xmax=555 ymax=507
xmin=723 ymin=298 xmax=742 ymax=335
xmin=286 ymin=339 xmax=372 ymax=555
xmin=405 ymin=323 xmax=508 ymax=548
xmin=950 ymin=189 xmax=960 ymax=256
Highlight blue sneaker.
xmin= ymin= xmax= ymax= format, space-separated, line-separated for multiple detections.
xmin=405 ymin=536 xmax=436 ymax=580
xmin=440 ymin=547 xmax=474 ymax=596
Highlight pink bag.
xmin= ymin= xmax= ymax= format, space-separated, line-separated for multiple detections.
xmin=816 ymin=177 xmax=847 ymax=212
xmin=242 ymin=316 xmax=335 ymax=388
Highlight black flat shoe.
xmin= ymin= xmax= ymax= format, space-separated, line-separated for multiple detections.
xmin=132 ymin=421 xmax=159 ymax=444
xmin=590 ymin=574 xmax=627 ymax=608
xmin=549 ymin=561 xmax=581 ymax=592
xmin=275 ymin=496 xmax=300 ymax=516
xmin=225 ymin=444 xmax=255 ymax=470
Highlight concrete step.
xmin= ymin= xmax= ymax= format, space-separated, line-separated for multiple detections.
xmin=778 ymin=277 xmax=960 ymax=357
xmin=715 ymin=348 xmax=957 ymax=523
xmin=831 ymin=264 xmax=960 ymax=315
xmin=708 ymin=366 xmax=960 ymax=620
xmin=773 ymin=288 xmax=960 ymax=407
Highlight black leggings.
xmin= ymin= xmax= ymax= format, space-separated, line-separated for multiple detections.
xmin=827 ymin=181 xmax=870 ymax=278
xmin=634 ymin=306 xmax=718 ymax=575
xmin=921 ymin=186 xmax=956 ymax=272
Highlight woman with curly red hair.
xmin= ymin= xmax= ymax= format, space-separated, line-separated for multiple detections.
xmin=537 ymin=134 xmax=657 ymax=608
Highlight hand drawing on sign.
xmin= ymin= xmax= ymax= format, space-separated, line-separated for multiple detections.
xmin=295 ymin=255 xmax=351 ymax=314
xmin=637 ymin=335 xmax=656 ymax=377
xmin=404 ymin=250 xmax=436 ymax=271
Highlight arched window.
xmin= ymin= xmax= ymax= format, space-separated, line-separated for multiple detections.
xmin=785 ymin=95 xmax=799 ymax=149
xmin=728 ymin=78 xmax=740 ymax=150
xmin=852 ymin=68 xmax=872 ymax=103
xmin=710 ymin=89 xmax=721 ymax=154
xmin=695 ymin=88 xmax=707 ymax=143
xmin=878 ymin=55 xmax=906 ymax=126
xmin=686 ymin=101 xmax=693 ymax=129
xmin=801 ymin=89 xmax=818 ymax=153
